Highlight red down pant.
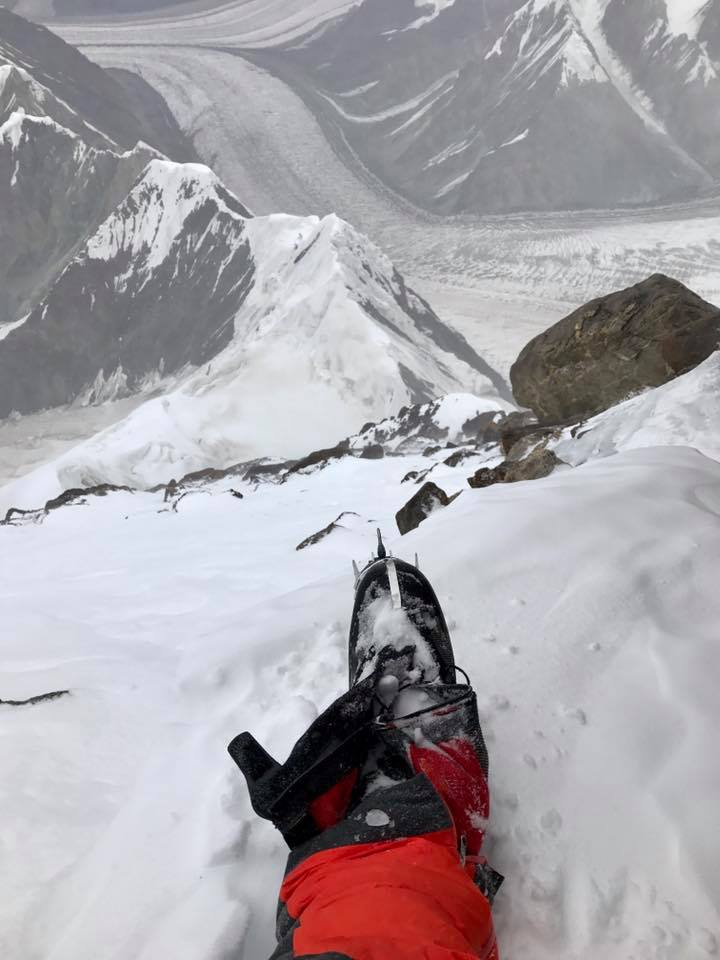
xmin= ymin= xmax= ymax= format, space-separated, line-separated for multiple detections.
xmin=230 ymin=678 xmax=500 ymax=959
xmin=270 ymin=774 xmax=499 ymax=960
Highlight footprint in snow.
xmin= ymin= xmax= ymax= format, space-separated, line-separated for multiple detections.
xmin=491 ymin=694 xmax=511 ymax=711
xmin=540 ymin=809 xmax=563 ymax=836
xmin=561 ymin=705 xmax=588 ymax=725
xmin=697 ymin=929 xmax=718 ymax=955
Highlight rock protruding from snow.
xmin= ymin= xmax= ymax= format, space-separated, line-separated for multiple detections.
xmin=296 ymin=511 xmax=365 ymax=550
xmin=396 ymin=480 xmax=460 ymax=534
xmin=349 ymin=393 xmax=514 ymax=455
xmin=468 ymin=446 xmax=563 ymax=490
xmin=510 ymin=274 xmax=720 ymax=422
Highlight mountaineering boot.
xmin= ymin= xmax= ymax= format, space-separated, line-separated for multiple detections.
xmin=348 ymin=530 xmax=456 ymax=687
xmin=349 ymin=533 xmax=501 ymax=899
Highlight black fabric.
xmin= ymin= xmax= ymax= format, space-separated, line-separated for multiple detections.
xmin=228 ymin=678 xmax=377 ymax=847
xmin=285 ymin=774 xmax=452 ymax=877
xmin=378 ymin=684 xmax=490 ymax=779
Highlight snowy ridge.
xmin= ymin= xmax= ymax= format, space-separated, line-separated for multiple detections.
xmin=0 ymin=200 xmax=507 ymax=502
xmin=0 ymin=61 xmax=117 ymax=148
xmin=86 ymin=159 xmax=249 ymax=275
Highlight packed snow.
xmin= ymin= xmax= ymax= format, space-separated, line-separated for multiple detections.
xmin=2 ymin=442 xmax=719 ymax=960
xmin=664 ymin=0 xmax=707 ymax=39
xmin=555 ymin=351 xmax=720 ymax=466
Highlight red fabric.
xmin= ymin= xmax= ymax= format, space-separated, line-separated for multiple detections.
xmin=281 ymin=829 xmax=498 ymax=959
xmin=409 ymin=738 xmax=490 ymax=857
xmin=309 ymin=769 xmax=360 ymax=830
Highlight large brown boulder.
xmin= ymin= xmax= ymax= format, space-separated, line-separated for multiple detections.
xmin=396 ymin=482 xmax=460 ymax=535
xmin=510 ymin=275 xmax=720 ymax=422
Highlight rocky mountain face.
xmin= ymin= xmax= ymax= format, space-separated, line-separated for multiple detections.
xmin=282 ymin=0 xmax=720 ymax=214
xmin=0 ymin=112 xmax=155 ymax=330
xmin=0 ymin=7 xmax=192 ymax=157
xmin=511 ymin=274 xmax=720 ymax=422
xmin=0 ymin=155 xmax=255 ymax=415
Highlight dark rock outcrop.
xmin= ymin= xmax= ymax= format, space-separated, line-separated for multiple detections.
xmin=396 ymin=482 xmax=460 ymax=536
xmin=468 ymin=447 xmax=563 ymax=490
xmin=0 ymin=690 xmax=70 ymax=706
xmin=296 ymin=511 xmax=361 ymax=550
xmin=286 ymin=440 xmax=350 ymax=477
xmin=359 ymin=443 xmax=385 ymax=460
xmin=511 ymin=275 xmax=720 ymax=422
xmin=2 ymin=482 xmax=132 ymax=524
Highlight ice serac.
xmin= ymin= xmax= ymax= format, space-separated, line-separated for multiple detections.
xmin=278 ymin=0 xmax=720 ymax=213
xmin=0 ymin=111 xmax=155 ymax=329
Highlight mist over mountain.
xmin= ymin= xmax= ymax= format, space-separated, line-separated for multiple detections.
xmin=279 ymin=0 xmax=720 ymax=214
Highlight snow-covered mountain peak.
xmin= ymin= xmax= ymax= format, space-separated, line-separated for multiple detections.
xmin=664 ymin=0 xmax=708 ymax=37
xmin=86 ymin=158 xmax=251 ymax=273
xmin=485 ymin=0 xmax=609 ymax=93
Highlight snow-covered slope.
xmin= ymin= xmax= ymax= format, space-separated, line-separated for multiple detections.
xmin=2 ymin=441 xmax=719 ymax=960
xmin=555 ymin=350 xmax=720 ymax=465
